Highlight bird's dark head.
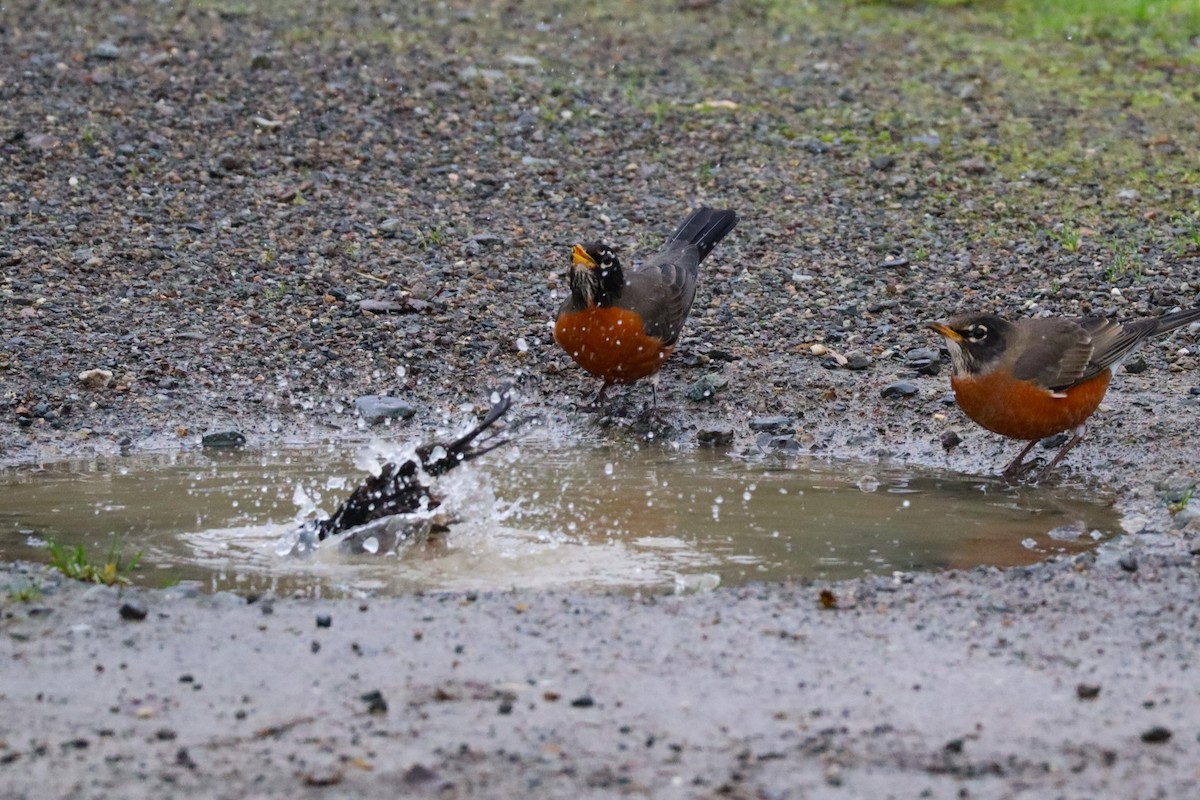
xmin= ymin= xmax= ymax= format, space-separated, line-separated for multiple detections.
xmin=569 ymin=242 xmax=624 ymax=307
xmin=928 ymin=314 xmax=1013 ymax=375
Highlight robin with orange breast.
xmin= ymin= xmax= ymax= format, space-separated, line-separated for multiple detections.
xmin=929 ymin=306 xmax=1200 ymax=482
xmin=554 ymin=206 xmax=737 ymax=406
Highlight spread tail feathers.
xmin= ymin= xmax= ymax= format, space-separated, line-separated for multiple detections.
xmin=668 ymin=207 xmax=738 ymax=263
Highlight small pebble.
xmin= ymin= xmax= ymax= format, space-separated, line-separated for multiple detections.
xmin=881 ymin=381 xmax=919 ymax=399
xmin=940 ymin=431 xmax=962 ymax=451
xmin=361 ymin=690 xmax=388 ymax=714
xmin=1118 ymin=555 xmax=1138 ymax=573
xmin=355 ymin=395 xmax=417 ymax=424
xmin=570 ymin=695 xmax=595 ymax=708
xmin=1123 ymin=356 xmax=1148 ymax=375
xmin=749 ymin=416 xmax=792 ymax=433
xmin=1076 ymin=683 xmax=1101 ymax=700
xmin=697 ymin=425 xmax=734 ymax=447
xmin=906 ymin=347 xmax=941 ymax=376
xmin=201 ymin=431 xmax=246 ymax=449
xmin=1141 ymin=726 xmax=1171 ymax=744
xmin=119 ymin=602 xmax=148 ymax=621
xmin=686 ymin=373 xmax=728 ymax=403
xmin=316 ymin=614 xmax=332 ymax=628
xmin=844 ymin=351 xmax=871 ymax=371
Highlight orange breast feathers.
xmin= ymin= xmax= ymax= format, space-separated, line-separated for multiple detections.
xmin=950 ymin=368 xmax=1113 ymax=441
xmin=553 ymin=306 xmax=673 ymax=384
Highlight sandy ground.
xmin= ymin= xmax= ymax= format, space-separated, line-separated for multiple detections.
xmin=4 ymin=0 xmax=1200 ymax=797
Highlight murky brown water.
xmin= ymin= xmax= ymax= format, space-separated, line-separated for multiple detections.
xmin=0 ymin=442 xmax=1118 ymax=597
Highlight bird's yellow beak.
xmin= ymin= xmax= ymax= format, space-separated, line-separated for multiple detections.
xmin=927 ymin=322 xmax=963 ymax=343
xmin=572 ymin=244 xmax=596 ymax=268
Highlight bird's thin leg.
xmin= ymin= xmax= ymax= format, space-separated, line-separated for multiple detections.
xmin=1000 ymin=439 xmax=1041 ymax=482
xmin=588 ymin=381 xmax=611 ymax=411
xmin=1034 ymin=425 xmax=1087 ymax=483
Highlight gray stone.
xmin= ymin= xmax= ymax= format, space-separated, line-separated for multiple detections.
xmin=749 ymin=415 xmax=792 ymax=433
xmin=881 ymin=381 xmax=919 ymax=399
xmin=201 ymin=431 xmax=246 ymax=449
xmin=355 ymin=395 xmax=417 ymax=424
xmin=686 ymin=373 xmax=729 ymax=403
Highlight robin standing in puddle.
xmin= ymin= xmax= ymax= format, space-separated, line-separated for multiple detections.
xmin=929 ymin=306 xmax=1200 ymax=481
xmin=554 ymin=206 xmax=737 ymax=406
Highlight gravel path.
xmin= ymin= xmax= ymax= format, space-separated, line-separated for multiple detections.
xmin=2 ymin=1 xmax=1199 ymax=797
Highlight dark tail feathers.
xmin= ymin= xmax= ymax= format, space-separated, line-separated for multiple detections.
xmin=668 ymin=207 xmax=737 ymax=263
xmin=1154 ymin=305 xmax=1200 ymax=335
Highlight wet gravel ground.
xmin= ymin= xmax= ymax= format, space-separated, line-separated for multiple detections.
xmin=3 ymin=0 xmax=1200 ymax=796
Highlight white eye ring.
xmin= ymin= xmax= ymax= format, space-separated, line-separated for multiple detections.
xmin=968 ymin=325 xmax=988 ymax=341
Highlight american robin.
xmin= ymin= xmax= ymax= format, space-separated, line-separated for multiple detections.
xmin=929 ymin=306 xmax=1200 ymax=481
xmin=305 ymin=391 xmax=513 ymax=543
xmin=554 ymin=206 xmax=737 ymax=405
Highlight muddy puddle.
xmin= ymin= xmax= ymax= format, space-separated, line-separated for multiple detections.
xmin=0 ymin=441 xmax=1118 ymax=597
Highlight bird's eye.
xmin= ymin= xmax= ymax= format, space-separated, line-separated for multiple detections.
xmin=600 ymin=250 xmax=615 ymax=265
xmin=967 ymin=324 xmax=989 ymax=342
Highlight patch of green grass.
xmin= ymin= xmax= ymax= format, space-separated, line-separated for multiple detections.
xmin=1167 ymin=485 xmax=1195 ymax=514
xmin=1049 ymin=226 xmax=1084 ymax=253
xmin=1105 ymin=251 xmax=1143 ymax=281
xmin=416 ymin=226 xmax=447 ymax=249
xmin=5 ymin=580 xmax=42 ymax=602
xmin=854 ymin=0 xmax=1200 ymax=49
xmin=47 ymin=539 xmax=143 ymax=587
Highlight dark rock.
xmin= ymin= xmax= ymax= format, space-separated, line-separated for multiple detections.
xmin=697 ymin=425 xmax=734 ymax=447
xmin=1041 ymin=432 xmax=1071 ymax=449
xmin=361 ymin=690 xmax=388 ymax=714
xmin=403 ymin=764 xmax=438 ymax=785
xmin=570 ymin=695 xmax=595 ymax=708
xmin=1076 ymin=683 xmax=1101 ymax=700
xmin=906 ymin=347 xmax=941 ymax=376
xmin=175 ymin=747 xmax=197 ymax=770
xmin=1118 ymin=554 xmax=1138 ymax=573
xmin=355 ymin=395 xmax=417 ymax=424
xmin=1123 ymin=355 xmax=1148 ymax=375
xmin=749 ymin=415 xmax=792 ymax=433
xmin=1141 ymin=726 xmax=1172 ymax=744
xmin=686 ymin=373 xmax=728 ymax=402
xmin=940 ymin=431 xmax=962 ymax=451
xmin=316 ymin=614 xmax=332 ymax=628
xmin=869 ymin=154 xmax=895 ymax=171
xmin=216 ymin=153 xmax=246 ymax=172
xmin=756 ymin=432 xmax=800 ymax=453
xmin=119 ymin=602 xmax=148 ymax=621
xmin=201 ymin=431 xmax=246 ymax=449
xmin=881 ymin=381 xmax=919 ymax=399
xmin=844 ymin=351 xmax=871 ymax=371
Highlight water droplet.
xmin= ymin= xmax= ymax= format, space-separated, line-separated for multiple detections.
xmin=604 ymin=462 xmax=614 ymax=476
xmin=857 ymin=475 xmax=880 ymax=493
